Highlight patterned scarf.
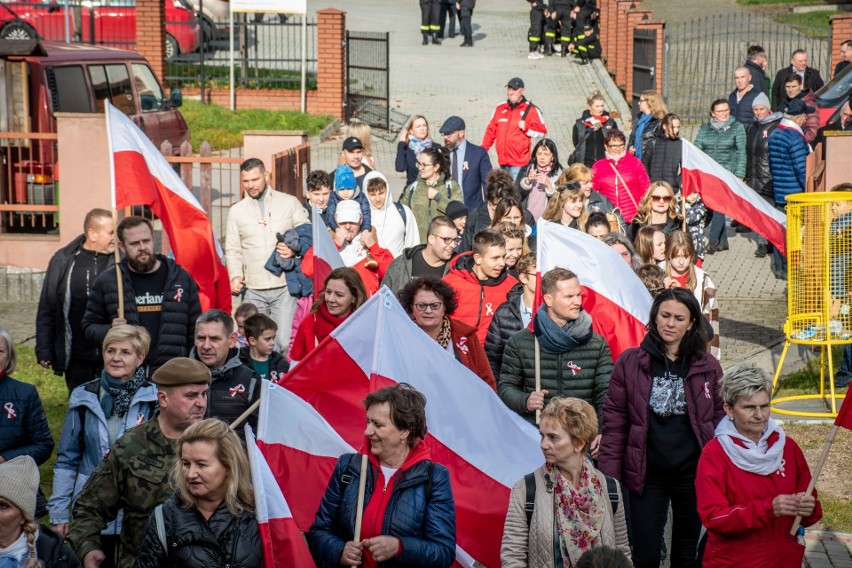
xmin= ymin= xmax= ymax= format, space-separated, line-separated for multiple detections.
xmin=408 ymin=136 xmax=433 ymax=156
xmin=99 ymin=367 xmax=147 ymax=418
xmin=435 ymin=316 xmax=453 ymax=349
xmin=549 ymin=460 xmax=606 ymax=566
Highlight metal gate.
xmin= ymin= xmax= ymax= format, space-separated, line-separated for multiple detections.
xmin=632 ymin=28 xmax=657 ymax=121
xmin=345 ymin=30 xmax=390 ymax=129
xmin=663 ymin=13 xmax=829 ymax=122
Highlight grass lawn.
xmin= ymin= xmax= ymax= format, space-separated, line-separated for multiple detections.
xmin=738 ymin=0 xmax=826 ymax=4
xmin=180 ymin=98 xmax=335 ymax=151
xmin=773 ymin=10 xmax=834 ymax=33
xmin=14 ymin=340 xmax=852 ymax=532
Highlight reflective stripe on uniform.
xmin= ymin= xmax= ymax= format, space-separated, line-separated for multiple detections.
xmin=529 ymin=36 xmax=541 ymax=41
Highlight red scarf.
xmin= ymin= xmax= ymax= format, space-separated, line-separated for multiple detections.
xmin=312 ymin=302 xmax=350 ymax=346
xmin=359 ymin=440 xmax=432 ymax=568
xmin=582 ymin=114 xmax=609 ymax=128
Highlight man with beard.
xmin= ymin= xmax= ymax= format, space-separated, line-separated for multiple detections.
xmin=441 ymin=115 xmax=492 ymax=210
xmin=82 ymin=216 xmax=201 ymax=374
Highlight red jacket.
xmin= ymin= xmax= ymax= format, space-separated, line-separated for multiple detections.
xmin=591 ymin=154 xmax=650 ymax=223
xmin=302 ymin=241 xmax=394 ymax=297
xmin=443 ymin=253 xmax=518 ymax=345
xmin=597 ymin=343 xmax=725 ymax=494
xmin=696 ymin=434 xmax=822 ymax=568
xmin=449 ymin=318 xmax=496 ymax=391
xmin=289 ymin=302 xmax=350 ymax=362
xmin=481 ymin=98 xmax=547 ymax=167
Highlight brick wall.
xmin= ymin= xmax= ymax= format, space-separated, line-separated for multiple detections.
xmin=136 ymin=0 xmax=166 ymax=84
xmin=830 ymin=14 xmax=852 ymax=79
xmin=315 ymin=8 xmax=346 ymax=119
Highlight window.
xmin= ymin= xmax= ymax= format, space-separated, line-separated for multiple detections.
xmin=132 ymin=63 xmax=165 ymax=112
xmin=88 ymin=64 xmax=135 ymax=115
xmin=48 ymin=66 xmax=91 ymax=113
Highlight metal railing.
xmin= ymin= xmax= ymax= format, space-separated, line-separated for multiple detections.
xmin=166 ymin=16 xmax=318 ymax=91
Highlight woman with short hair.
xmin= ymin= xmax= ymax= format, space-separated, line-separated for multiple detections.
xmin=591 ymin=131 xmax=650 ymax=223
xmin=136 ymin=418 xmax=262 ymax=568
xmin=696 ymin=367 xmax=821 ymax=568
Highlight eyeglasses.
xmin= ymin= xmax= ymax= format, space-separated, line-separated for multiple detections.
xmin=414 ymin=302 xmax=443 ymax=312
xmin=651 ymin=195 xmax=673 ymax=203
xmin=712 ymin=108 xmax=731 ymax=114
xmin=607 ymin=144 xmax=626 ymax=149
xmin=416 ymin=161 xmax=434 ymax=169
xmin=431 ymin=234 xmax=461 ymax=245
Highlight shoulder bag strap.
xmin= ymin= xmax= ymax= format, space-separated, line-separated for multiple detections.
xmin=608 ymin=161 xmax=639 ymax=210
xmin=524 ymin=472 xmax=537 ymax=528
xmin=154 ymin=503 xmax=168 ymax=554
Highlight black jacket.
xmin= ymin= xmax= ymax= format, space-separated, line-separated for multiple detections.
xmin=771 ymin=65 xmax=824 ymax=110
xmin=641 ymin=133 xmax=682 ymax=190
xmin=37 ymin=524 xmax=82 ymax=568
xmin=194 ymin=348 xmax=261 ymax=429
xmin=0 ymin=374 xmax=55 ymax=464
xmin=237 ymin=346 xmax=289 ymax=383
xmin=81 ymin=255 xmax=201 ymax=371
xmin=745 ymin=59 xmax=769 ymax=95
xmin=628 ymin=117 xmax=662 ymax=159
xmin=36 ymin=235 xmax=114 ymax=375
xmin=745 ymin=114 xmax=782 ymax=202
xmin=484 ymin=284 xmax=525 ymax=379
xmin=136 ymin=495 xmax=262 ymax=568
xmin=572 ymin=110 xmax=619 ymax=167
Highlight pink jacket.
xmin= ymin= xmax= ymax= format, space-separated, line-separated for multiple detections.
xmin=591 ymin=154 xmax=650 ymax=223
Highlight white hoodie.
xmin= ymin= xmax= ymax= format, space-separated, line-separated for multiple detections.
xmin=363 ymin=171 xmax=420 ymax=257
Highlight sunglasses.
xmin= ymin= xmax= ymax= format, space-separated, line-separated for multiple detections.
xmin=651 ymin=195 xmax=673 ymax=203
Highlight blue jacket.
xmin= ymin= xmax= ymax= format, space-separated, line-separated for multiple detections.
xmin=768 ymin=119 xmax=809 ymax=205
xmin=308 ymin=450 xmax=456 ymax=568
xmin=48 ymin=378 xmax=158 ymax=528
xmin=456 ymin=142 xmax=493 ymax=211
xmin=0 ymin=374 xmax=54 ymax=465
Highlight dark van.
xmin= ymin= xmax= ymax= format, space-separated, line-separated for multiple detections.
xmin=0 ymin=39 xmax=189 ymax=231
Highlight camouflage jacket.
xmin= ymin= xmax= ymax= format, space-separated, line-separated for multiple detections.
xmin=67 ymin=415 xmax=177 ymax=568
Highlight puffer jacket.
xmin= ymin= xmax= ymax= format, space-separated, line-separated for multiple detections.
xmin=225 ymin=186 xmax=310 ymax=290
xmin=400 ymin=175 xmax=461 ymax=243
xmin=0 ymin=373 xmax=54 ymax=464
xmin=484 ymin=283 xmax=525 ymax=379
xmin=628 ymin=116 xmax=661 ymax=159
xmin=383 ymin=244 xmax=451 ymax=295
xmin=442 ymin=253 xmax=518 ymax=344
xmin=745 ymin=113 xmax=783 ymax=202
xmin=641 ymin=133 xmax=682 ymax=190
xmin=135 ymin=495 xmax=262 ymax=568
xmin=308 ymin=445 xmax=456 ymax=568
xmin=501 ymin=464 xmax=631 ymax=568
xmin=81 ymin=256 xmax=202 ymax=371
xmin=36 ymin=524 xmax=82 ymax=568
xmin=193 ymin=348 xmax=261 ymax=429
xmin=36 ymin=234 xmax=114 ymax=375
xmin=590 ymin=153 xmax=650 ymax=223
xmin=572 ymin=110 xmax=620 ymax=167
xmin=693 ymin=116 xmax=747 ymax=178
xmin=48 ymin=379 xmax=157 ymax=528
xmin=768 ymin=118 xmax=810 ymax=205
xmin=498 ymin=326 xmax=613 ymax=426
xmin=597 ymin=341 xmax=725 ymax=494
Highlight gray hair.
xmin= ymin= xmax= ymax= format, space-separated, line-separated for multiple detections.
xmin=0 ymin=327 xmax=16 ymax=374
xmin=718 ymin=366 xmax=773 ymax=407
xmin=195 ymin=309 xmax=235 ymax=336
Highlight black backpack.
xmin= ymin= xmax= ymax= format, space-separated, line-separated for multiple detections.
xmin=523 ymin=470 xmax=621 ymax=528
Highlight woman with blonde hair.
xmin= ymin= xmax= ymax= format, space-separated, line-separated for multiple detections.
xmin=502 ymin=397 xmax=631 ymax=567
xmin=572 ymin=91 xmax=620 ymax=167
xmin=628 ymin=181 xmax=682 ymax=242
xmin=542 ymin=186 xmax=589 ymax=231
xmin=345 ymin=122 xmax=376 ymax=169
xmin=136 ymin=419 xmax=262 ymax=568
xmin=559 ymin=163 xmax=622 ymax=230
xmin=492 ymin=221 xmax=527 ymax=274
xmin=396 ymin=114 xmax=434 ymax=185
xmin=628 ymin=90 xmax=668 ymax=160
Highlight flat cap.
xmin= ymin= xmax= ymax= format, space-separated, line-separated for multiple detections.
xmin=151 ymin=357 xmax=211 ymax=386
xmin=439 ymin=116 xmax=466 ymax=135
xmin=784 ymin=98 xmax=815 ymax=116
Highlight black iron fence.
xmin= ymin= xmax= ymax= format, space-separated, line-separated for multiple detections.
xmin=166 ymin=16 xmax=318 ymax=91
xmin=664 ymin=13 xmax=830 ymax=122
xmin=346 ymin=30 xmax=390 ymax=130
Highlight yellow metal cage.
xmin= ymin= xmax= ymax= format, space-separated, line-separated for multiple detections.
xmin=773 ymin=191 xmax=852 ymax=417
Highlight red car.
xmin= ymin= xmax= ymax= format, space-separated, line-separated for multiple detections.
xmin=0 ymin=0 xmax=200 ymax=58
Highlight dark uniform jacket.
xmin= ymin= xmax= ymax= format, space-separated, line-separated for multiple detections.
xmin=67 ymin=416 xmax=177 ymax=568
xmin=0 ymin=373 xmax=54 ymax=464
xmin=194 ymin=348 xmax=261 ymax=429
xmin=81 ymin=255 xmax=201 ymax=371
xmin=136 ymin=495 xmax=263 ymax=568
xmin=37 ymin=524 xmax=82 ymax=568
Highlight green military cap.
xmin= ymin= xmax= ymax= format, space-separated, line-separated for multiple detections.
xmin=151 ymin=357 xmax=211 ymax=386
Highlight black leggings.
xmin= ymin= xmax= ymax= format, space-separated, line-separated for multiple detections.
xmin=628 ymin=471 xmax=702 ymax=568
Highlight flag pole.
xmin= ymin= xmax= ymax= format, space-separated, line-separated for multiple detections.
xmin=681 ymin=193 xmax=687 ymax=233
xmin=535 ymin=336 xmax=541 ymax=425
xmin=353 ymin=454 xmax=369 ymax=542
xmin=105 ymin=103 xmax=124 ymax=319
xmin=112 ymin=210 xmax=125 ymax=319
xmin=790 ymin=424 xmax=838 ymax=535
xmin=230 ymin=399 xmax=261 ymax=431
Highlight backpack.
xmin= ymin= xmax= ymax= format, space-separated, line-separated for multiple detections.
xmin=523 ymin=470 xmax=621 ymax=528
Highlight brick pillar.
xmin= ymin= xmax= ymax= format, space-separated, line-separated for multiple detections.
xmin=614 ymin=0 xmax=637 ymax=89
xmin=830 ymin=14 xmax=852 ymax=79
xmin=136 ymin=0 xmax=166 ymax=85
xmin=599 ymin=0 xmax=613 ymax=67
xmin=316 ymin=8 xmax=346 ymax=120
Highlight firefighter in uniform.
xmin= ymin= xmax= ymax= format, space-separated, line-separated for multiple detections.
xmin=527 ymin=0 xmax=550 ymax=59
xmin=421 ymin=0 xmax=442 ymax=45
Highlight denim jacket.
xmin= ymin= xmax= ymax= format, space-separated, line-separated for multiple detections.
xmin=48 ymin=379 xmax=157 ymax=529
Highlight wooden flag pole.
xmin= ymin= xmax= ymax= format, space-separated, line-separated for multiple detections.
xmin=112 ymin=210 xmax=124 ymax=319
xmin=790 ymin=425 xmax=839 ymax=535
xmin=535 ymin=336 xmax=542 ymax=425
xmin=353 ymin=454 xmax=369 ymax=541
xmin=229 ymin=399 xmax=261 ymax=431
xmin=682 ymin=193 xmax=688 ymax=233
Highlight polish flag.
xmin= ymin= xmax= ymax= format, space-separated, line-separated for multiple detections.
xmin=682 ymin=139 xmax=787 ymax=255
xmin=281 ymin=288 xmax=543 ymax=567
xmin=536 ymin=220 xmax=652 ymax=359
xmin=246 ymin=425 xmax=317 ymax=568
xmin=834 ymin=392 xmax=852 ymax=431
xmin=310 ymin=207 xmax=344 ymax=299
xmin=105 ymin=102 xmax=228 ymax=312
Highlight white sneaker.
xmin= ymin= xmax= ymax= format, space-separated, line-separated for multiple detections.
xmin=528 ymin=51 xmax=544 ymax=60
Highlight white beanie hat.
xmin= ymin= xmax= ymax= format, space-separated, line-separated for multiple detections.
xmin=0 ymin=455 xmax=40 ymax=520
xmin=335 ymin=199 xmax=363 ymax=225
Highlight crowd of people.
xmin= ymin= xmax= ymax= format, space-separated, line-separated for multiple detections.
xmin=2 ymin=31 xmax=848 ymax=568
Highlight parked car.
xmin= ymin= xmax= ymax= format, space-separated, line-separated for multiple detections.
xmin=0 ymin=40 xmax=189 ymax=231
xmin=0 ymin=0 xmax=201 ymax=58
xmin=815 ymin=64 xmax=852 ymax=126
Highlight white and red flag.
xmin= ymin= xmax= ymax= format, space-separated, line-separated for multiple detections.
xmin=245 ymin=425 xmax=317 ymax=568
xmin=536 ymin=220 xmax=652 ymax=359
xmin=105 ymin=102 xmax=227 ymax=312
xmin=310 ymin=206 xmax=344 ymax=299
xmin=278 ymin=288 xmax=542 ymax=567
xmin=682 ymin=138 xmax=787 ymax=255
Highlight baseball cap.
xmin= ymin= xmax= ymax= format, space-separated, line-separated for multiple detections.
xmin=342 ymin=136 xmax=364 ymax=151
xmin=506 ymin=77 xmax=525 ymax=90
xmin=785 ymin=99 xmax=815 ymax=116
xmin=439 ymin=116 xmax=466 ymax=135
